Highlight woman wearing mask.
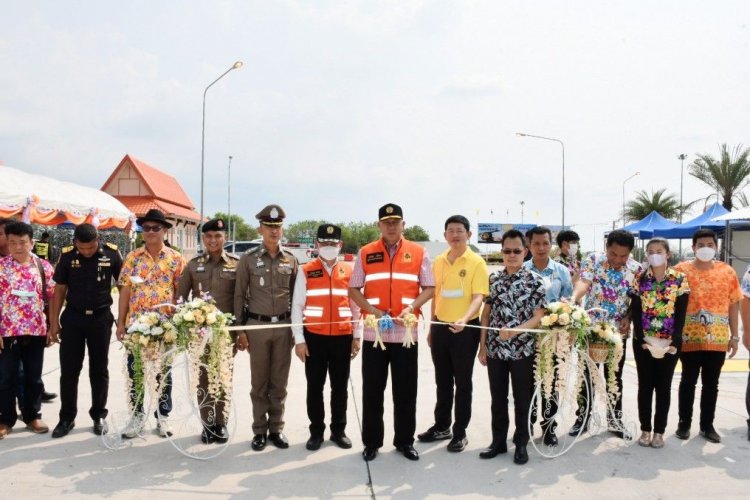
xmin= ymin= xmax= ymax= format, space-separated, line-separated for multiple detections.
xmin=673 ymin=229 xmax=742 ymax=444
xmin=629 ymin=238 xmax=689 ymax=448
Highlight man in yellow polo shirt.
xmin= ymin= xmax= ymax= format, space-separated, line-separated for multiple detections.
xmin=417 ymin=215 xmax=489 ymax=452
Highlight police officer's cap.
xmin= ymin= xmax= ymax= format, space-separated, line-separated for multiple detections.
xmin=317 ymin=224 xmax=342 ymax=243
xmin=378 ymin=203 xmax=403 ymax=221
xmin=202 ymin=218 xmax=227 ymax=233
xmin=256 ymin=204 xmax=286 ymax=226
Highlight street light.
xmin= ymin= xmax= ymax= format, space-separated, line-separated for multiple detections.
xmin=516 ymin=132 xmax=565 ymax=228
xmin=520 ymin=200 xmax=525 ymax=224
xmin=227 ymin=155 xmax=233 ymax=244
xmin=199 ymin=60 xmax=243 ymax=251
xmin=622 ymin=172 xmax=640 ymax=227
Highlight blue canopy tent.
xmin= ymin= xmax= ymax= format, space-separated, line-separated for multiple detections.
xmin=652 ymin=202 xmax=730 ymax=238
xmin=618 ymin=211 xmax=679 ymax=238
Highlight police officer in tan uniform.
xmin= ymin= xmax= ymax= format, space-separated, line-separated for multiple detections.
xmin=234 ymin=204 xmax=298 ymax=451
xmin=177 ymin=218 xmax=239 ymax=444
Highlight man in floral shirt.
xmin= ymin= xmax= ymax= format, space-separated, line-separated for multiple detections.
xmin=479 ymin=229 xmax=546 ymax=465
xmin=570 ymin=230 xmax=641 ymax=438
xmin=0 ymin=221 xmax=55 ymax=439
xmin=115 ymin=209 xmax=185 ymax=439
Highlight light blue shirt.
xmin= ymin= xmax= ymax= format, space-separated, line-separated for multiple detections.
xmin=523 ymin=257 xmax=574 ymax=303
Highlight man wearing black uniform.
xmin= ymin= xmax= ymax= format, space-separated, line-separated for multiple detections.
xmin=48 ymin=223 xmax=122 ymax=438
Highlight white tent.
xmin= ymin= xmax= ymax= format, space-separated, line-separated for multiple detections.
xmin=713 ymin=206 xmax=750 ymax=221
xmin=0 ymin=166 xmax=133 ymax=228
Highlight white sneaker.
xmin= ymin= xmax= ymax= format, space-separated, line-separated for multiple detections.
xmin=157 ymin=418 xmax=173 ymax=438
xmin=121 ymin=414 xmax=145 ymax=439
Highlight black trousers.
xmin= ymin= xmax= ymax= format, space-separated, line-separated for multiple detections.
xmin=361 ymin=340 xmax=418 ymax=448
xmin=633 ymin=344 xmax=678 ymax=433
xmin=487 ymin=355 xmax=534 ymax=447
xmin=678 ymin=350 xmax=725 ymax=430
xmin=429 ymin=320 xmax=480 ymax=438
xmin=577 ymin=342 xmax=628 ymax=421
xmin=304 ymin=330 xmax=353 ymax=437
xmin=59 ymin=308 xmax=114 ymax=421
xmin=0 ymin=336 xmax=45 ymax=426
xmin=746 ymin=360 xmax=750 ymax=427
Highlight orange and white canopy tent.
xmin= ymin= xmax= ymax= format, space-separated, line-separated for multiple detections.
xmin=0 ymin=166 xmax=134 ymax=229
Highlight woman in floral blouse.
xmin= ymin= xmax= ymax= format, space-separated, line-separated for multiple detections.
xmin=629 ymin=238 xmax=690 ymax=449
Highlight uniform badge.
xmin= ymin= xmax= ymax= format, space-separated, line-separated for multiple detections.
xmin=386 ymin=206 xmax=394 ymax=214
xmin=259 ymin=276 xmax=265 ymax=287
xmin=256 ymin=259 xmax=265 ymax=268
xmin=196 ymin=266 xmax=205 ymax=273
xmin=326 ymin=226 xmax=334 ymax=234
xmin=270 ymin=207 xmax=279 ymax=218
xmin=71 ymin=259 xmax=81 ymax=268
xmin=459 ymin=269 xmax=466 ymax=278
xmin=404 ymin=252 xmax=412 ymax=263
xmin=338 ymin=266 xmax=345 ymax=277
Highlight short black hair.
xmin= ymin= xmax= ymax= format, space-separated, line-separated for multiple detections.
xmin=526 ymin=226 xmax=552 ymax=242
xmin=444 ymin=215 xmax=470 ymax=232
xmin=606 ymin=230 xmax=635 ymax=250
xmin=502 ymin=229 xmax=526 ymax=247
xmin=74 ymin=223 xmax=98 ymax=243
xmin=692 ymin=228 xmax=718 ymax=246
xmin=4 ymin=221 xmax=34 ymax=240
xmin=0 ymin=218 xmax=13 ymax=232
xmin=41 ymin=231 xmax=50 ymax=238
xmin=556 ymin=230 xmax=580 ymax=247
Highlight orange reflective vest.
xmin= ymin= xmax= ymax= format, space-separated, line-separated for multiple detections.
xmin=303 ymin=258 xmax=354 ymax=335
xmin=360 ymin=238 xmax=424 ymax=317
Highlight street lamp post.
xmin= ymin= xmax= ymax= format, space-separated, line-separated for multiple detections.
xmin=516 ymin=132 xmax=565 ymax=228
xmin=227 ymin=155 xmax=233 ymax=244
xmin=199 ymin=60 xmax=243 ymax=252
xmin=678 ymin=153 xmax=687 ymax=257
xmin=520 ymin=201 xmax=525 ymax=224
xmin=622 ymin=172 xmax=640 ymax=227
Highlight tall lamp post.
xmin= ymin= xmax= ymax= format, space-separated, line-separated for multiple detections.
xmin=227 ymin=155 xmax=233 ymax=244
xmin=678 ymin=153 xmax=687 ymax=256
xmin=516 ymin=132 xmax=565 ymax=228
xmin=199 ymin=60 xmax=243 ymax=251
xmin=520 ymin=200 xmax=525 ymax=224
xmin=622 ymin=172 xmax=640 ymax=227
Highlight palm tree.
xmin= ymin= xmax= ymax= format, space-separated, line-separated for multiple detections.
xmin=688 ymin=143 xmax=750 ymax=211
xmin=623 ymin=189 xmax=682 ymax=223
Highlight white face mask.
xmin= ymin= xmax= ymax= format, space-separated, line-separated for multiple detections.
xmin=695 ymin=247 xmax=716 ymax=262
xmin=647 ymin=253 xmax=667 ymax=267
xmin=318 ymin=245 xmax=340 ymax=261
xmin=568 ymin=244 xmax=578 ymax=255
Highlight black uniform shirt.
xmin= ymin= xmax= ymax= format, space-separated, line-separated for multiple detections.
xmin=53 ymin=242 xmax=123 ymax=311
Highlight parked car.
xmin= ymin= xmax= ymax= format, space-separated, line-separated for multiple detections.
xmin=224 ymin=239 xmax=262 ymax=254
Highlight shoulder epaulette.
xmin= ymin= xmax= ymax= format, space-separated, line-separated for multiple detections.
xmin=247 ymin=246 xmax=261 ymax=255
xmin=61 ymin=245 xmax=74 ymax=254
xmin=105 ymin=242 xmax=118 ymax=251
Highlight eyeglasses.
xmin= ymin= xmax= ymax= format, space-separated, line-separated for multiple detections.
xmin=141 ymin=224 xmax=164 ymax=233
xmin=502 ymin=248 xmax=524 ymax=255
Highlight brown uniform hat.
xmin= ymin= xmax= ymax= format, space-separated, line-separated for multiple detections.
xmin=256 ymin=204 xmax=286 ymax=226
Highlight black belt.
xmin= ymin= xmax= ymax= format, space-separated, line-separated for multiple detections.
xmin=67 ymin=306 xmax=111 ymax=316
xmin=246 ymin=311 xmax=290 ymax=323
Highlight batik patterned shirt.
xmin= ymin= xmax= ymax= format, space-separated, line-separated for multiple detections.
xmin=0 ymin=254 xmax=55 ymax=337
xmin=485 ymin=267 xmax=547 ymax=361
xmin=580 ymin=252 xmax=642 ymax=323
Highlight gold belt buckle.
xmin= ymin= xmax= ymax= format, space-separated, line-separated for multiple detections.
xmin=85 ymin=310 xmax=94 ymax=315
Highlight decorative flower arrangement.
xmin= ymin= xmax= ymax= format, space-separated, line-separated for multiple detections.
xmin=587 ymin=321 xmax=624 ymax=407
xmin=121 ymin=294 xmax=235 ymax=422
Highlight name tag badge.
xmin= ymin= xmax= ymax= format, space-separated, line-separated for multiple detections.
xmin=98 ymin=262 xmax=111 ymax=267
xmin=11 ymin=289 xmax=36 ymax=300
xmin=256 ymin=260 xmax=265 ymax=268
xmin=441 ymin=288 xmax=464 ymax=299
xmin=366 ymin=252 xmax=384 ymax=264
xmin=222 ymin=267 xmax=236 ymax=272
xmin=130 ymin=276 xmax=145 ymax=285
xmin=196 ymin=266 xmax=205 ymax=273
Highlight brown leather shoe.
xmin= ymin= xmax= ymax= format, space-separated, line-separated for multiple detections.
xmin=26 ymin=419 xmax=49 ymax=434
xmin=0 ymin=423 xmax=11 ymax=439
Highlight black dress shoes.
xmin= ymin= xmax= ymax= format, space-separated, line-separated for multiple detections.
xmin=479 ymin=443 xmax=507 ymax=459
xmin=362 ymin=446 xmax=378 ymax=461
xmin=251 ymin=433 xmax=267 ymax=451
xmin=543 ymin=432 xmax=558 ymax=447
xmin=675 ymin=422 xmax=690 ymax=440
xmin=93 ymin=418 xmax=105 ymax=436
xmin=306 ymin=435 xmax=324 ymax=450
xmin=700 ymin=428 xmax=722 ymax=443
xmin=331 ymin=433 xmax=352 ymax=449
xmin=268 ymin=432 xmax=289 ymax=449
xmin=51 ymin=420 xmax=75 ymax=438
xmin=41 ymin=391 xmax=57 ymax=403
xmin=568 ymin=417 xmax=588 ymax=437
xmin=513 ymin=445 xmax=529 ymax=465
xmin=396 ymin=444 xmax=419 ymax=461
xmin=213 ymin=425 xmax=229 ymax=444
xmin=447 ymin=436 xmax=468 ymax=452
xmin=201 ymin=426 xmax=217 ymax=444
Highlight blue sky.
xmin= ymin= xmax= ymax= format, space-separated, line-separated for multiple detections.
xmin=2 ymin=1 xmax=749 ymax=250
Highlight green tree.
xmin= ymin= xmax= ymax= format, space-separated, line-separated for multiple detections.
xmin=284 ymin=220 xmax=326 ymax=244
xmin=403 ymin=225 xmax=430 ymax=241
xmin=340 ymin=221 xmax=380 ymax=254
xmin=689 ymin=143 xmax=750 ymax=211
xmin=212 ymin=212 xmax=258 ymax=240
xmin=623 ymin=189 xmax=682 ymax=223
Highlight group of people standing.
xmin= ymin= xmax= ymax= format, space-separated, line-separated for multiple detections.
xmin=1 ymin=204 xmax=749 ymax=467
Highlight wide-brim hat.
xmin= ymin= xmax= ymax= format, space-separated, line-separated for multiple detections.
xmin=136 ymin=209 xmax=173 ymax=229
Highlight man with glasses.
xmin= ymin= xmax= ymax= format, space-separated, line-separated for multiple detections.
xmin=116 ymin=209 xmax=185 ymax=439
xmin=478 ymin=229 xmax=546 ymax=465
xmin=234 ymin=204 xmax=298 ymax=451
xmin=291 ymin=224 xmax=361 ymax=451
